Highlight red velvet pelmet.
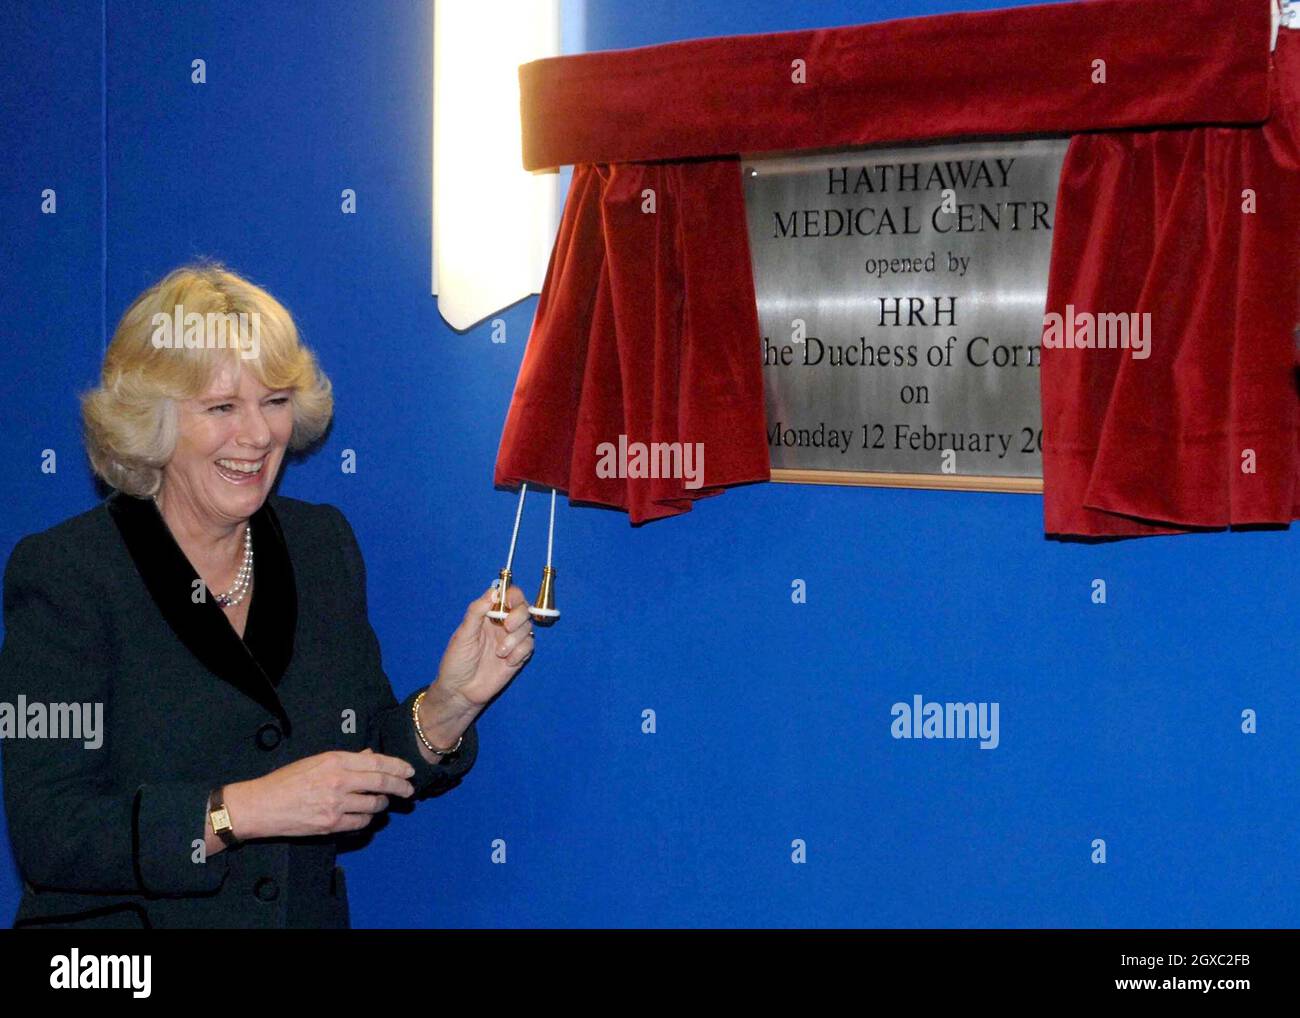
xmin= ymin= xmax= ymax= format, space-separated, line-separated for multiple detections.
xmin=493 ymin=159 xmax=770 ymax=523
xmin=519 ymin=0 xmax=1271 ymax=170
xmin=1041 ymin=29 xmax=1300 ymax=536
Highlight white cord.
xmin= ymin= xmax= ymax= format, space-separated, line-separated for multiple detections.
xmin=504 ymin=482 xmax=527 ymax=572
xmin=546 ymin=488 xmax=556 ymax=566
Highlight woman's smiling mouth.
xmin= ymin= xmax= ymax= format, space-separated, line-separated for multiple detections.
xmin=215 ymin=455 xmax=267 ymax=484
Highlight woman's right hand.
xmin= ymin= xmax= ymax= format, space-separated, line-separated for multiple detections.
xmin=224 ymin=749 xmax=416 ymax=840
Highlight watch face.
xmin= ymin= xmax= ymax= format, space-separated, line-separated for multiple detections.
xmin=212 ymin=807 xmax=232 ymax=832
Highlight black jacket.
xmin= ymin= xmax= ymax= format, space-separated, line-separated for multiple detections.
xmin=0 ymin=491 xmax=478 ymax=928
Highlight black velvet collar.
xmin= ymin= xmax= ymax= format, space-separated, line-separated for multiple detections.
xmin=106 ymin=490 xmax=296 ymax=733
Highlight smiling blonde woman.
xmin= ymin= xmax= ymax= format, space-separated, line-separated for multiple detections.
xmin=0 ymin=262 xmax=536 ymax=929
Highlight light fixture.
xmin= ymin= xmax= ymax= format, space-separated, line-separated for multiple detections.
xmin=432 ymin=0 xmax=566 ymax=331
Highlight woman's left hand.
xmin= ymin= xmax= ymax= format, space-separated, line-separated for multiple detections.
xmin=431 ymin=583 xmax=535 ymax=709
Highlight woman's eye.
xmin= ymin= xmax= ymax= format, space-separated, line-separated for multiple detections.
xmin=266 ymin=396 xmax=291 ymax=406
xmin=208 ymin=404 xmax=234 ymax=414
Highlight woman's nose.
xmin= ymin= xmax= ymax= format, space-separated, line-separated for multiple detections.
xmin=239 ymin=406 xmax=272 ymax=447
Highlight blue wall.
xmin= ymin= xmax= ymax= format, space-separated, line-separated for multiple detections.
xmin=1 ymin=0 xmax=1296 ymax=928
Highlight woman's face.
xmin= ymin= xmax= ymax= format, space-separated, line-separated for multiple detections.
xmin=161 ymin=360 xmax=294 ymax=527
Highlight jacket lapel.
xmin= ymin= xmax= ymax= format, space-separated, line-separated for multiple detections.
xmin=243 ymin=496 xmax=298 ymax=690
xmin=107 ymin=491 xmax=295 ymax=733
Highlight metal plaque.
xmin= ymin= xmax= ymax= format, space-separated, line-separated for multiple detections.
xmin=742 ymin=138 xmax=1069 ymax=491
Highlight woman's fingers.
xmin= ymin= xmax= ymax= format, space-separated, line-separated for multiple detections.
xmin=497 ymin=626 xmax=536 ymax=664
xmin=341 ymin=792 xmax=390 ymax=815
xmin=339 ymin=812 xmax=378 ymax=833
xmin=506 ymin=594 xmax=530 ymax=626
xmin=341 ymin=750 xmax=414 ymax=779
xmin=351 ymin=771 xmax=414 ymax=798
xmin=460 ymin=587 xmax=497 ymax=630
xmin=467 ymin=583 xmax=527 ymax=625
xmin=509 ymin=632 xmax=536 ymax=666
xmin=496 ymin=592 xmax=531 ymax=650
xmin=338 ymin=751 xmax=415 ymax=796
xmin=496 ymin=612 xmax=533 ymax=655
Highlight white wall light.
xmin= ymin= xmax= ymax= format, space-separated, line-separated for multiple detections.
xmin=433 ymin=0 xmax=566 ymax=331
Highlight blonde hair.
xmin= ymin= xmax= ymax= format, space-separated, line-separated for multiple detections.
xmin=82 ymin=261 xmax=333 ymax=496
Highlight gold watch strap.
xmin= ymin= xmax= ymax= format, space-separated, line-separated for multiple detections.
xmin=208 ymin=786 xmax=240 ymax=848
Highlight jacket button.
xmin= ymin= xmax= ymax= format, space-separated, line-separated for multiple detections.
xmin=253 ymin=877 xmax=279 ymax=902
xmin=255 ymin=723 xmax=282 ymax=751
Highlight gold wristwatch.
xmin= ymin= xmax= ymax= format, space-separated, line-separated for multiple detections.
xmin=208 ymin=786 xmax=241 ymax=849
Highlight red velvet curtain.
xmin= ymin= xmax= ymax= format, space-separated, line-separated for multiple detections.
xmin=496 ymin=0 xmax=1295 ymax=534
xmin=493 ymin=159 xmax=769 ymax=523
xmin=1042 ymin=29 xmax=1300 ymax=535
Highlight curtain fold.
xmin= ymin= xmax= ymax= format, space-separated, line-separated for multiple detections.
xmin=493 ymin=159 xmax=770 ymax=524
xmin=1041 ymin=29 xmax=1300 ymax=535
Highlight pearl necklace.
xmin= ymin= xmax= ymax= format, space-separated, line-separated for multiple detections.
xmin=152 ymin=495 xmax=254 ymax=608
xmin=213 ymin=524 xmax=254 ymax=608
